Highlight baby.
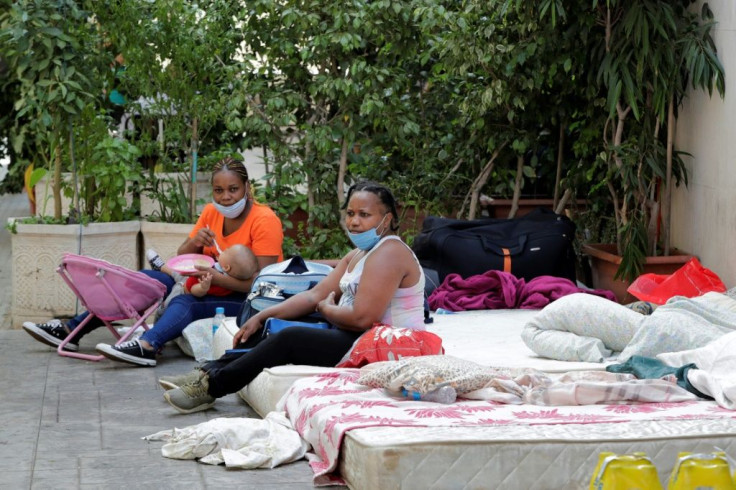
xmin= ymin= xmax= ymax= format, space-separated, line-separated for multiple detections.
xmin=147 ymin=244 xmax=258 ymax=297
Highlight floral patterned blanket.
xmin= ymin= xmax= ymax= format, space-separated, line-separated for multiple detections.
xmin=279 ymin=369 xmax=734 ymax=486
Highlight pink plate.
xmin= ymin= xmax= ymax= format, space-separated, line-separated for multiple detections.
xmin=166 ymin=254 xmax=215 ymax=275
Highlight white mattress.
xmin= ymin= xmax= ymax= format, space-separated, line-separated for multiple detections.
xmin=216 ymin=310 xmax=736 ymax=489
xmin=339 ymin=419 xmax=736 ymax=489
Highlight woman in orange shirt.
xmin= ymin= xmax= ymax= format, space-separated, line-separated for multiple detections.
xmin=23 ymin=157 xmax=284 ymax=367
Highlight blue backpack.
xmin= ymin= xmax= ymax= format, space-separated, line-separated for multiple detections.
xmin=235 ymin=256 xmax=332 ymax=326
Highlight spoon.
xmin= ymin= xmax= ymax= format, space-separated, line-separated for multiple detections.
xmin=206 ymin=225 xmax=224 ymax=256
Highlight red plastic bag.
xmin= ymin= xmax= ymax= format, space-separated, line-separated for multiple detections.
xmin=336 ymin=324 xmax=444 ymax=368
xmin=627 ymin=257 xmax=726 ymax=305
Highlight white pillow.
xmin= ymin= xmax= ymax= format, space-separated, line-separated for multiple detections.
xmin=522 ymin=293 xmax=642 ymax=362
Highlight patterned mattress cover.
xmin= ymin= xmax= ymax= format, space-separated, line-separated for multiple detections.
xmin=281 ymin=370 xmax=736 ymax=488
xmin=214 ymin=309 xmax=736 ymax=489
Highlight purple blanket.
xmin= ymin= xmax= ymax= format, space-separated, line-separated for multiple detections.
xmin=428 ymin=270 xmax=617 ymax=311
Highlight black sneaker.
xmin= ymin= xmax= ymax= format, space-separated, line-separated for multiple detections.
xmin=146 ymin=249 xmax=165 ymax=271
xmin=95 ymin=339 xmax=157 ymax=367
xmin=23 ymin=320 xmax=79 ymax=352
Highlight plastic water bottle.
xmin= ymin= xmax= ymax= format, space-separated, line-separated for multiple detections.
xmin=402 ymin=386 xmax=457 ymax=404
xmin=212 ymin=307 xmax=225 ymax=338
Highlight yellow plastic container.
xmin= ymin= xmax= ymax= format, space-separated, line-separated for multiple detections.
xmin=667 ymin=452 xmax=736 ymax=490
xmin=590 ymin=452 xmax=664 ymax=490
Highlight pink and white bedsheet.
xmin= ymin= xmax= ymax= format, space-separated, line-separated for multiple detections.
xmin=280 ymin=370 xmax=736 ymax=485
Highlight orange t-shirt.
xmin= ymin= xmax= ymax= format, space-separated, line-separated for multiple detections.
xmin=189 ymin=202 xmax=284 ymax=262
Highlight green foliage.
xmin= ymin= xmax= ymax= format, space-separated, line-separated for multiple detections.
xmin=588 ymin=0 xmax=725 ymax=280
xmin=0 ymin=0 xmax=727 ymax=275
xmin=97 ymin=0 xmax=246 ymax=216
xmin=143 ymin=174 xmax=194 ymax=225
xmin=85 ymin=137 xmax=143 ymax=222
xmin=0 ymin=0 xmax=112 ymax=218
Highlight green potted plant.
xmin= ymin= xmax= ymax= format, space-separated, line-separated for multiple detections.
xmin=1 ymin=1 xmax=145 ymax=326
xmin=578 ymin=0 xmax=725 ymax=302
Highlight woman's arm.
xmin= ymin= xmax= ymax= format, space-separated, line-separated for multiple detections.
xmin=232 ymin=252 xmax=354 ymax=346
xmin=317 ymin=240 xmax=414 ymax=331
xmin=196 ymin=254 xmax=279 ymax=293
xmin=177 ymin=227 xmax=217 ymax=255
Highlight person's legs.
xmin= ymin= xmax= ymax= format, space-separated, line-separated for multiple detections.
xmin=159 ymin=332 xmax=268 ymax=390
xmin=23 ymin=269 xmax=175 ymax=348
xmin=96 ymin=291 xmax=247 ymax=366
xmin=164 ymin=327 xmax=361 ymax=413
xmin=141 ymin=292 xmax=247 ymax=350
xmin=69 ymin=269 xmax=175 ymax=341
xmin=206 ymin=327 xmax=361 ymax=398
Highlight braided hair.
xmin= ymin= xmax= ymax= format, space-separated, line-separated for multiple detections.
xmin=212 ymin=156 xmax=249 ymax=185
xmin=342 ymin=180 xmax=400 ymax=231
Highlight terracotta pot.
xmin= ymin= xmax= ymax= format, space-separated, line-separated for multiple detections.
xmin=582 ymin=243 xmax=694 ymax=304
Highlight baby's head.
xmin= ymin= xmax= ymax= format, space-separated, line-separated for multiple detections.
xmin=217 ymin=244 xmax=258 ymax=280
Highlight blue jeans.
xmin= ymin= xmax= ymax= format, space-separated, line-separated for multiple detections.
xmin=67 ymin=270 xmax=174 ymax=342
xmin=66 ymin=270 xmax=246 ymax=350
xmin=139 ymin=292 xmax=248 ymax=350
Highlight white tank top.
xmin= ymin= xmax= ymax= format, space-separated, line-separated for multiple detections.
xmin=338 ymin=235 xmax=426 ymax=330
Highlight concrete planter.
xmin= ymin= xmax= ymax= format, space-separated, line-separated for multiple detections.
xmin=140 ymin=221 xmax=193 ymax=269
xmin=9 ymin=219 xmax=141 ymax=328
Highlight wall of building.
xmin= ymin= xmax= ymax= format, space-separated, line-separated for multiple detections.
xmin=673 ymin=0 xmax=736 ymax=287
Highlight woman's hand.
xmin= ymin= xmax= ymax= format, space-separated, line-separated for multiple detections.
xmin=316 ymin=291 xmax=337 ymax=316
xmin=233 ymin=316 xmax=263 ymax=347
xmin=191 ymin=227 xmax=216 ymax=249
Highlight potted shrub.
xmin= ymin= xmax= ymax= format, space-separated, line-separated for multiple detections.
xmin=7 ymin=132 xmax=144 ymax=327
xmin=579 ymin=0 xmax=725 ymax=301
xmin=1 ymin=2 xmax=144 ymax=326
xmin=139 ymin=171 xmax=212 ymax=266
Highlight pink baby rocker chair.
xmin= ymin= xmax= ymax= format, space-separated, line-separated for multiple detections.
xmin=55 ymin=253 xmax=167 ymax=361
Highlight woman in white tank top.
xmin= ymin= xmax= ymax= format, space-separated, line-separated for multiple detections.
xmin=163 ymin=181 xmax=427 ymax=414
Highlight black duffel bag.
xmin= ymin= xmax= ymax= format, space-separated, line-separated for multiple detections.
xmin=412 ymin=207 xmax=576 ymax=283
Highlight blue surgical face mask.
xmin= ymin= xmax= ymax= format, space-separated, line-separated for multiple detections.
xmin=213 ymin=197 xmax=246 ymax=219
xmin=347 ymin=214 xmax=389 ymax=251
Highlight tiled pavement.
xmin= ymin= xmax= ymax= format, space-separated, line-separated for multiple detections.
xmin=0 ymin=192 xmax=26 ymax=328
xmin=0 ymin=329 xmax=321 ymax=490
xmin=0 ymin=192 xmax=327 ymax=490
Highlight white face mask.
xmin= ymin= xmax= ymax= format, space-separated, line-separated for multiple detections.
xmin=213 ymin=197 xmax=247 ymax=219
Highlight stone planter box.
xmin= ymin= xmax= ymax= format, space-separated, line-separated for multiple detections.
xmin=140 ymin=221 xmax=193 ymax=269
xmin=9 ymin=219 xmax=141 ymax=328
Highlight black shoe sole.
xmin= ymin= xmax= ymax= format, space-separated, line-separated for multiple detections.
xmin=22 ymin=324 xmax=79 ymax=352
xmin=95 ymin=343 xmax=156 ymax=366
